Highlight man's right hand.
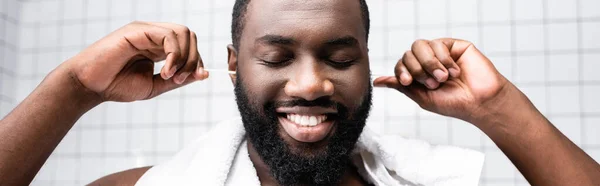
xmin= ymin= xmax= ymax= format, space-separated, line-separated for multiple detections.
xmin=63 ymin=21 xmax=208 ymax=102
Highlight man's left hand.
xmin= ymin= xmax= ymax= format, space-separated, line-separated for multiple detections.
xmin=373 ymin=38 xmax=510 ymax=122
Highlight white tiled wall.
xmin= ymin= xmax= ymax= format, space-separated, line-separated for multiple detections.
xmin=0 ymin=0 xmax=598 ymax=185
xmin=0 ymin=0 xmax=18 ymax=117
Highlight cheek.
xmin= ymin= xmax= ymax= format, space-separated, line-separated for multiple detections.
xmin=238 ymin=64 xmax=287 ymax=105
xmin=330 ymin=66 xmax=371 ymax=107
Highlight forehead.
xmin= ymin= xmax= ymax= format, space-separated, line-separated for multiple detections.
xmin=240 ymin=0 xmax=365 ymax=48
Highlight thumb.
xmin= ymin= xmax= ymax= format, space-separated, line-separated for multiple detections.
xmin=373 ymin=76 xmax=429 ymax=106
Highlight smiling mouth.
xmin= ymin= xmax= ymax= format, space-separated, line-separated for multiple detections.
xmin=276 ymin=109 xmax=338 ymax=143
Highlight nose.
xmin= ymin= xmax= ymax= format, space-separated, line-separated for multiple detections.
xmin=284 ymin=63 xmax=334 ymax=101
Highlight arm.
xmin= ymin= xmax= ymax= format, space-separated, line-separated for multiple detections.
xmin=472 ymin=83 xmax=600 ymax=185
xmin=0 ymin=21 xmax=207 ymax=185
xmin=373 ymin=38 xmax=600 ymax=186
xmin=0 ymin=66 xmax=101 ymax=185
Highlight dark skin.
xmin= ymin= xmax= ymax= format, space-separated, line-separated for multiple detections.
xmin=0 ymin=0 xmax=599 ymax=186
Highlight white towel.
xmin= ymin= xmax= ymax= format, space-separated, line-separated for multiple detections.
xmin=135 ymin=118 xmax=484 ymax=186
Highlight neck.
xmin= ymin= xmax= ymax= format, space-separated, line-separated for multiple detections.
xmin=246 ymin=139 xmax=367 ymax=186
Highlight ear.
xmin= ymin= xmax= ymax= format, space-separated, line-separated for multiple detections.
xmin=227 ymin=44 xmax=238 ymax=85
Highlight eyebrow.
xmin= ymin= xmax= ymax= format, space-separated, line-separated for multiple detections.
xmin=255 ymin=35 xmax=296 ymax=45
xmin=325 ymin=36 xmax=359 ymax=47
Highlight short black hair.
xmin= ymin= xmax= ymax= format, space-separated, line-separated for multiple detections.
xmin=231 ymin=0 xmax=370 ymax=49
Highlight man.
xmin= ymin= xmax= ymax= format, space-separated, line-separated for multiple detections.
xmin=0 ymin=0 xmax=599 ymax=185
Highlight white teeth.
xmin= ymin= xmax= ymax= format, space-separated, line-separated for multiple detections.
xmin=309 ymin=116 xmax=318 ymax=126
xmin=285 ymin=114 xmax=328 ymax=127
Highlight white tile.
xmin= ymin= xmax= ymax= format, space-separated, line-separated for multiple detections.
xmin=106 ymin=102 xmax=130 ymax=125
xmin=85 ymin=21 xmax=109 ymax=45
xmin=367 ymin=0 xmax=384 ymax=28
xmin=79 ymin=104 xmax=106 ymax=127
xmin=488 ymin=56 xmax=513 ymax=81
xmin=18 ymin=27 xmax=36 ymax=50
xmin=548 ymin=54 xmax=579 ymax=82
xmin=480 ymin=0 xmax=511 ymax=22
xmin=546 ymin=0 xmax=577 ymax=19
xmin=160 ymin=14 xmax=185 ymax=25
xmin=582 ymin=54 xmax=600 ymax=81
xmin=38 ymin=25 xmax=59 ymax=48
xmin=79 ymin=157 xmax=105 ymax=183
xmin=418 ymin=119 xmax=449 ymax=145
xmin=514 ymin=0 xmax=544 ymax=21
xmin=130 ymin=128 xmax=154 ymax=153
xmin=386 ymin=29 xmax=416 ymax=58
xmin=518 ymin=86 xmax=548 ymax=114
xmin=156 ymin=98 xmax=181 ymax=124
xmin=182 ymin=125 xmax=208 ymax=146
xmin=583 ymin=117 xmax=600 ymax=146
xmin=37 ymin=52 xmax=60 ymax=76
xmin=581 ymin=0 xmax=600 ymax=18
xmin=104 ymin=157 xmax=136 ymax=175
xmin=549 ymin=86 xmax=580 ymax=114
xmin=386 ymin=0 xmax=414 ymax=26
xmin=130 ymin=99 xmax=156 ymax=125
xmin=39 ymin=0 xmax=60 ymax=22
xmin=55 ymin=129 xmax=79 ymax=154
xmin=417 ymin=0 xmax=447 ymax=25
xmin=108 ymin=19 xmax=131 ymax=32
xmin=5 ymin=0 xmax=18 ymax=19
xmin=80 ymin=129 xmax=103 ymax=153
xmin=188 ymin=0 xmax=211 ymax=13
xmin=109 ymin=0 xmax=133 ymax=18
xmin=367 ymin=28 xmax=385 ymax=58
xmin=386 ymin=90 xmax=418 ymax=117
xmin=450 ymin=26 xmax=480 ymax=47
xmin=514 ymin=55 xmax=545 ymax=83
xmin=481 ymin=25 xmax=511 ymax=53
xmin=550 ymin=117 xmax=582 ymax=145
xmin=162 ymin=0 xmax=185 ymax=13
xmin=0 ymin=20 xmax=4 ymax=42
xmin=515 ymin=24 xmax=545 ymax=51
xmin=54 ymin=157 xmax=78 ymax=181
xmin=385 ymin=118 xmax=417 ymax=139
xmin=135 ymin=0 xmax=159 ymax=18
xmin=450 ymin=119 xmax=482 ymax=147
xmin=547 ymin=23 xmax=578 ymax=51
xmin=1 ymin=73 xmax=13 ymax=98
xmin=156 ymin=127 xmax=180 ymax=153
xmin=34 ymin=157 xmax=57 ymax=181
xmin=209 ymin=96 xmax=239 ymax=123
xmin=583 ymin=85 xmax=600 ymax=113
xmin=20 ymin=1 xmax=40 ymax=23
xmin=449 ymin=0 xmax=478 ymax=24
xmin=417 ymin=28 xmax=448 ymax=40
xmin=63 ymin=0 xmax=84 ymax=20
xmin=87 ymin=0 xmax=109 ymax=18
xmin=483 ymin=149 xmax=516 ymax=179
xmin=588 ymin=149 xmax=600 ymax=165
xmin=214 ymin=0 xmax=235 ymax=9
xmin=209 ymin=72 xmax=235 ymax=93
xmin=182 ymin=79 xmax=210 ymax=95
xmin=581 ymin=22 xmax=600 ymax=49
xmin=182 ymin=97 xmax=208 ymax=123
xmin=104 ymin=128 xmax=128 ymax=153
xmin=4 ymin=21 xmax=16 ymax=46
xmin=370 ymin=88 xmax=386 ymax=119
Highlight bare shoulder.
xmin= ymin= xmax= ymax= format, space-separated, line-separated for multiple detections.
xmin=86 ymin=166 xmax=152 ymax=186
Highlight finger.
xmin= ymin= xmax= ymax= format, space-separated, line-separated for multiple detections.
xmin=148 ymin=23 xmax=191 ymax=80
xmin=412 ymin=39 xmax=448 ymax=84
xmin=147 ymin=73 xmax=201 ymax=99
xmin=403 ymin=50 xmax=439 ymax=89
xmin=394 ymin=58 xmax=413 ymax=86
xmin=372 ymin=76 xmax=428 ymax=104
xmin=173 ymin=32 xmax=207 ymax=84
xmin=430 ymin=39 xmax=460 ymax=78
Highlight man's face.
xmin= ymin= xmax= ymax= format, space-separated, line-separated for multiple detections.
xmin=231 ymin=0 xmax=371 ymax=185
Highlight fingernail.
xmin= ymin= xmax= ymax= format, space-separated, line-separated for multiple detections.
xmin=169 ymin=65 xmax=178 ymax=78
xmin=177 ymin=72 xmax=190 ymax=84
xmin=400 ymin=73 xmax=411 ymax=85
xmin=449 ymin=68 xmax=460 ymax=78
xmin=433 ymin=69 xmax=446 ymax=82
xmin=425 ymin=78 xmax=439 ymax=89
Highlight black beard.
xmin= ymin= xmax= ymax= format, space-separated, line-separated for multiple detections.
xmin=234 ymin=73 xmax=372 ymax=186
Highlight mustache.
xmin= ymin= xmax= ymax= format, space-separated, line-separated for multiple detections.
xmin=272 ymin=97 xmax=339 ymax=110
